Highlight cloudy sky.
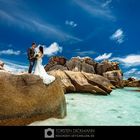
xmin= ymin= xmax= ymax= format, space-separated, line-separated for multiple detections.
xmin=0 ymin=0 xmax=140 ymax=78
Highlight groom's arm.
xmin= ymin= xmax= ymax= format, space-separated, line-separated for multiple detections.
xmin=27 ymin=48 xmax=34 ymax=60
xmin=34 ymin=50 xmax=38 ymax=58
xmin=27 ymin=48 xmax=31 ymax=59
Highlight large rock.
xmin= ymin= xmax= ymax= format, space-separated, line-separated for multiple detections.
xmin=103 ymin=70 xmax=123 ymax=88
xmin=0 ymin=71 xmax=66 ymax=126
xmin=95 ymin=60 xmax=120 ymax=75
xmin=49 ymin=56 xmax=67 ymax=65
xmin=65 ymin=71 xmax=111 ymax=95
xmin=0 ymin=60 xmax=4 ymax=70
xmin=82 ymin=72 xmax=114 ymax=93
xmin=84 ymin=57 xmax=96 ymax=67
xmin=48 ymin=70 xmax=112 ymax=94
xmin=49 ymin=65 xmax=68 ymax=71
xmin=45 ymin=56 xmax=67 ymax=71
xmin=81 ymin=62 xmax=95 ymax=73
xmin=66 ymin=58 xmax=81 ymax=72
xmin=44 ymin=63 xmax=56 ymax=71
xmin=66 ymin=57 xmax=95 ymax=73
xmin=44 ymin=56 xmax=124 ymax=92
xmin=123 ymin=78 xmax=140 ymax=87
xmin=48 ymin=70 xmax=75 ymax=92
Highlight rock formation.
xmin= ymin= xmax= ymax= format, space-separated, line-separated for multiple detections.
xmin=95 ymin=60 xmax=120 ymax=75
xmin=48 ymin=70 xmax=76 ymax=92
xmin=0 ymin=60 xmax=5 ymax=70
xmin=45 ymin=56 xmax=96 ymax=73
xmin=123 ymin=78 xmax=140 ymax=87
xmin=45 ymin=56 xmax=123 ymax=88
xmin=44 ymin=56 xmax=67 ymax=71
xmin=0 ymin=71 xmax=66 ymax=126
xmin=103 ymin=70 xmax=124 ymax=88
xmin=0 ymin=56 xmax=125 ymax=126
xmin=48 ymin=70 xmax=114 ymax=95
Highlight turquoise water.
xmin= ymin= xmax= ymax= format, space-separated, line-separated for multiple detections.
xmin=30 ymin=87 xmax=140 ymax=126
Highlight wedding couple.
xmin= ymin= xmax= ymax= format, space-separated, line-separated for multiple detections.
xmin=27 ymin=42 xmax=55 ymax=85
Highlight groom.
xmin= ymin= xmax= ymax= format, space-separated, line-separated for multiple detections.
xmin=27 ymin=42 xmax=37 ymax=73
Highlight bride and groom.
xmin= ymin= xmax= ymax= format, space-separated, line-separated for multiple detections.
xmin=27 ymin=42 xmax=55 ymax=85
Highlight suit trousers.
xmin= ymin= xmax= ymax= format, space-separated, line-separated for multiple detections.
xmin=28 ymin=60 xmax=36 ymax=73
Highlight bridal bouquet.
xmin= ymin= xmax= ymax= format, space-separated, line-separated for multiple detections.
xmin=34 ymin=52 xmax=39 ymax=58
xmin=35 ymin=54 xmax=39 ymax=58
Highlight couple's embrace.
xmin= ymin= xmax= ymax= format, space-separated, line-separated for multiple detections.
xmin=27 ymin=42 xmax=55 ymax=85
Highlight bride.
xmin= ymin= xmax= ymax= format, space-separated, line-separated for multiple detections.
xmin=34 ymin=46 xmax=55 ymax=85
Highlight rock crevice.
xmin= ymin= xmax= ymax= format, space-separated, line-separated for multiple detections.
xmin=49 ymin=70 xmax=114 ymax=95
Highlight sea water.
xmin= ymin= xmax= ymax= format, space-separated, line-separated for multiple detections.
xmin=30 ymin=87 xmax=140 ymax=126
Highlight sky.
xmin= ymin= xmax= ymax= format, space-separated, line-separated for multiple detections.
xmin=0 ymin=0 xmax=140 ymax=79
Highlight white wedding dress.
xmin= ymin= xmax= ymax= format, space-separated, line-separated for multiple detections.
xmin=34 ymin=55 xmax=55 ymax=85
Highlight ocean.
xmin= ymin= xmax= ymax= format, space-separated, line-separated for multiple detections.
xmin=30 ymin=87 xmax=140 ymax=126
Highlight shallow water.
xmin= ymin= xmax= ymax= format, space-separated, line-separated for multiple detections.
xmin=30 ymin=87 xmax=140 ymax=126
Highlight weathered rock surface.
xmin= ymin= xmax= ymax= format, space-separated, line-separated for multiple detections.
xmin=81 ymin=62 xmax=95 ymax=73
xmin=66 ymin=58 xmax=82 ymax=72
xmin=45 ymin=56 xmax=96 ymax=73
xmin=123 ymin=78 xmax=140 ymax=87
xmin=49 ymin=65 xmax=68 ymax=71
xmin=95 ymin=60 xmax=120 ymax=75
xmin=48 ymin=70 xmax=76 ymax=92
xmin=103 ymin=70 xmax=123 ymax=88
xmin=65 ymin=71 xmax=108 ymax=95
xmin=0 ymin=60 xmax=5 ymax=70
xmin=44 ymin=56 xmax=67 ymax=71
xmin=0 ymin=71 xmax=66 ymax=126
xmin=82 ymin=72 xmax=114 ymax=93
xmin=45 ymin=56 xmax=123 ymax=88
xmin=48 ymin=70 xmax=113 ymax=95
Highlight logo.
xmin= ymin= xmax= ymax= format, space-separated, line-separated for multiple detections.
xmin=44 ymin=128 xmax=54 ymax=138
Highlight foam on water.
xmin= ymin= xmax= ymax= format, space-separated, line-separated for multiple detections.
xmin=30 ymin=87 xmax=140 ymax=126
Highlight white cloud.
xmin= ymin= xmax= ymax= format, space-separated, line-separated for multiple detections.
xmin=0 ymin=49 xmax=21 ymax=55
xmin=110 ymin=29 xmax=124 ymax=44
xmin=124 ymin=68 xmax=140 ymax=80
xmin=1 ymin=59 xmax=28 ymax=73
xmin=95 ymin=53 xmax=112 ymax=61
xmin=32 ymin=20 xmax=81 ymax=43
xmin=43 ymin=42 xmax=63 ymax=56
xmin=73 ymin=0 xmax=115 ymax=20
xmin=137 ymin=71 xmax=140 ymax=75
xmin=124 ymin=68 xmax=137 ymax=75
xmin=102 ymin=0 xmax=112 ymax=7
xmin=111 ymin=54 xmax=140 ymax=67
xmin=65 ymin=20 xmax=77 ymax=27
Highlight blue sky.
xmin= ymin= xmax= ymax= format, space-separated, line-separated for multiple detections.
xmin=0 ymin=0 xmax=140 ymax=79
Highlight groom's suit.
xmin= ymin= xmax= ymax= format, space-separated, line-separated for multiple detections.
xmin=27 ymin=47 xmax=36 ymax=73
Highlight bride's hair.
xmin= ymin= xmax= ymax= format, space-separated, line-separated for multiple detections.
xmin=39 ymin=46 xmax=44 ymax=54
